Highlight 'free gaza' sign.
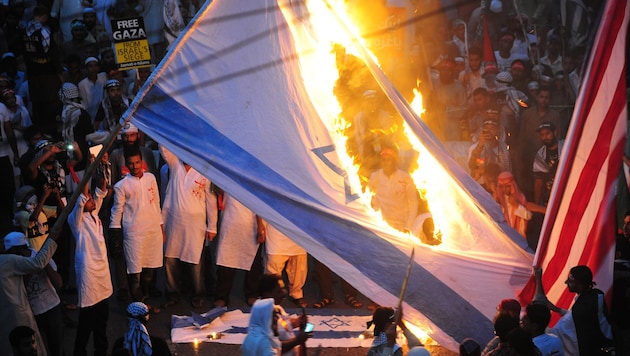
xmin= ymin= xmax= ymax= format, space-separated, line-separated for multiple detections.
xmin=111 ymin=17 xmax=151 ymax=70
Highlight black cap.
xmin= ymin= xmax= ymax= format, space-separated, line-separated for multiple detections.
xmin=536 ymin=122 xmax=556 ymax=132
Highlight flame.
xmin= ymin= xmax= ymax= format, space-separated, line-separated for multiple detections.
xmin=410 ymin=86 xmax=425 ymax=117
xmin=279 ymin=0 xmax=443 ymax=342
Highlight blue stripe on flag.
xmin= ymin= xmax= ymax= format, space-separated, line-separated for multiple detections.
xmin=225 ymin=326 xmax=363 ymax=339
xmin=132 ymin=86 xmax=493 ymax=344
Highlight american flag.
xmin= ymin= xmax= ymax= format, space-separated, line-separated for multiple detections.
xmin=518 ymin=0 xmax=629 ymax=319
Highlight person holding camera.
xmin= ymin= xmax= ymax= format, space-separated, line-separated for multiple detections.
xmin=25 ymin=139 xmax=81 ymax=293
xmin=26 ymin=138 xmax=82 ymax=207
xmin=467 ymin=115 xmax=511 ymax=184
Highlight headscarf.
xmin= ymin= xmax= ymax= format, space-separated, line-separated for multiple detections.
xmin=124 ymin=302 xmax=152 ymax=356
xmin=59 ymin=83 xmax=86 ymax=145
xmin=163 ymin=0 xmax=185 ymax=45
xmin=100 ymin=85 xmax=129 ymax=132
xmin=34 ymin=140 xmax=66 ymax=192
xmin=495 ymin=172 xmax=527 ymax=207
xmin=242 ymin=298 xmax=281 ymax=356
xmin=495 ymin=171 xmax=528 ymax=236
xmin=25 ymin=18 xmax=51 ymax=53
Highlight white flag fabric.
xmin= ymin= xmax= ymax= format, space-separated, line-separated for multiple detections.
xmin=125 ymin=0 xmax=533 ymax=350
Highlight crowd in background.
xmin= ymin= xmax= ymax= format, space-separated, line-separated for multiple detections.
xmin=0 ymin=0 xmax=629 ymax=355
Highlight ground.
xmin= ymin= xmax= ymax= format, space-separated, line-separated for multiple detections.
xmin=61 ymin=267 xmax=459 ymax=355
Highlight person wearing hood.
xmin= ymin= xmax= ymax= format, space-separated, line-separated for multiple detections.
xmin=242 ymin=298 xmax=282 ymax=356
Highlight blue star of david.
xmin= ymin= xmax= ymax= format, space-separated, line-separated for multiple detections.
xmin=319 ymin=317 xmax=351 ymax=329
xmin=312 ymin=145 xmax=360 ymax=203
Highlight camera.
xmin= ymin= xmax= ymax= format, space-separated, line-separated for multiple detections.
xmin=54 ymin=142 xmax=74 ymax=151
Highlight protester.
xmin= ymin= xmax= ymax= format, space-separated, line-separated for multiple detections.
xmin=368 ymin=146 xmax=419 ymax=233
xmin=9 ymin=326 xmax=38 ymax=356
xmin=542 ymin=266 xmax=615 ymax=356
xmin=22 ymin=231 xmax=63 ymax=356
xmin=111 ymin=302 xmax=172 ymax=356
xmin=160 ymin=144 xmax=218 ymax=309
xmin=68 ymin=173 xmax=112 ymax=356
xmin=264 ymin=223 xmax=308 ymax=309
xmin=0 ymin=231 xmax=58 ymax=354
xmin=494 ymin=171 xmax=531 ymax=238
xmin=521 ymin=303 xmax=564 ymax=356
xmin=109 ymin=146 xmax=164 ymax=312
xmin=367 ymin=307 xmax=402 ymax=356
xmin=242 ymin=298 xmax=281 ymax=356
xmin=214 ymin=193 xmax=265 ymax=308
xmin=258 ymin=274 xmax=311 ymax=355
xmin=481 ymin=299 xmax=522 ymax=355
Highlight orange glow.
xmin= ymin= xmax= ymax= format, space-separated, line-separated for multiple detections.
xmin=279 ymin=0 xmax=436 ymax=342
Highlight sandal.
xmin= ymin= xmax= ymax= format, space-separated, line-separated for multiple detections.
xmin=292 ymin=298 xmax=308 ymax=308
xmin=312 ymin=297 xmax=335 ymax=309
xmin=344 ymin=295 xmax=363 ymax=309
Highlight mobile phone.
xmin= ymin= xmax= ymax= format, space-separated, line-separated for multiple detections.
xmin=304 ymin=322 xmax=314 ymax=333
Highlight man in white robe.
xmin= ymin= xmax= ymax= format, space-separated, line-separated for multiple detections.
xmin=68 ymin=174 xmax=112 ymax=355
xmin=0 ymin=231 xmax=57 ymax=356
xmin=214 ymin=194 xmax=265 ymax=307
xmin=265 ymin=224 xmax=308 ymax=308
xmin=368 ymin=147 xmax=419 ymax=232
xmin=110 ymin=146 xmax=163 ymax=311
xmin=160 ymin=145 xmax=217 ymax=309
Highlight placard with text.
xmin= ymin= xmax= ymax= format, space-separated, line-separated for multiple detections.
xmin=111 ymin=17 xmax=152 ymax=69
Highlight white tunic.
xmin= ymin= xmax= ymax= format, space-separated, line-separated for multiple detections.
xmin=160 ymin=146 xmax=217 ymax=264
xmin=265 ymin=223 xmax=305 ymax=256
xmin=25 ymin=250 xmax=60 ymax=315
xmin=110 ymin=172 xmax=163 ymax=274
xmin=216 ymin=194 xmax=261 ymax=270
xmin=69 ymin=188 xmax=113 ymax=307
xmin=368 ymin=169 xmax=419 ymax=232
xmin=78 ymin=73 xmax=107 ymax=121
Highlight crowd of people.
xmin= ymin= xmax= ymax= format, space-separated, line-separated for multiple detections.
xmin=0 ymin=0 xmax=629 ymax=355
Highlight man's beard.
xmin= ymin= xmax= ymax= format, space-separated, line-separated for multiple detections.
xmin=124 ymin=140 xmax=140 ymax=148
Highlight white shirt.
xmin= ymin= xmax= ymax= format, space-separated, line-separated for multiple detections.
xmin=26 ymin=249 xmax=60 ymax=315
xmin=368 ymin=169 xmax=419 ymax=231
xmin=0 ymin=103 xmax=12 ymax=157
xmin=160 ymin=146 xmax=218 ymax=263
xmin=69 ymin=188 xmax=113 ymax=307
xmin=265 ymin=223 xmax=305 ymax=256
xmin=540 ymin=55 xmax=563 ymax=76
xmin=110 ymin=172 xmax=163 ymax=273
xmin=78 ymin=72 xmax=108 ymax=121
xmin=495 ymin=50 xmax=520 ymax=72
xmin=0 ymin=101 xmax=32 ymax=165
xmin=216 ymin=194 xmax=262 ymax=270
xmin=533 ymin=333 xmax=565 ymax=356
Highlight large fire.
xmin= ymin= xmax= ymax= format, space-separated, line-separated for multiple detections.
xmin=281 ymin=0 xmax=448 ymax=245
xmin=278 ymin=0 xmax=470 ymax=344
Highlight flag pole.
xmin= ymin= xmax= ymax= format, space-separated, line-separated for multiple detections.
xmin=395 ymin=246 xmax=415 ymax=317
xmin=48 ymin=121 xmax=127 ymax=239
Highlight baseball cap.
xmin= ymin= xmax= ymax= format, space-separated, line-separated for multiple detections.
xmin=536 ymin=122 xmax=556 ymax=132
xmin=4 ymin=232 xmax=28 ymax=250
